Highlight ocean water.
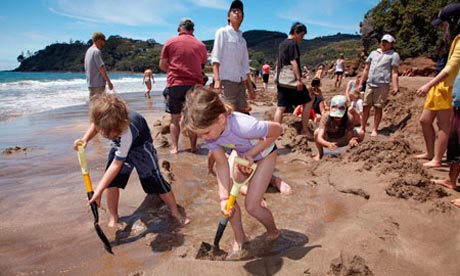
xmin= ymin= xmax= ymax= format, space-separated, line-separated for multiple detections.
xmin=0 ymin=71 xmax=167 ymax=122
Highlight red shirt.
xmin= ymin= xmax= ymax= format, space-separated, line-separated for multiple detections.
xmin=262 ymin=64 xmax=270 ymax=75
xmin=161 ymin=33 xmax=208 ymax=87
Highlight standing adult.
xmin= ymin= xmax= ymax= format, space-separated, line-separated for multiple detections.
xmin=334 ymin=53 xmax=345 ymax=89
xmin=84 ymin=32 xmax=113 ymax=100
xmin=274 ymin=22 xmax=313 ymax=136
xmin=262 ymin=63 xmax=271 ymax=90
xmin=358 ymin=34 xmax=400 ymax=137
xmin=143 ymin=66 xmax=155 ymax=98
xmin=415 ymin=3 xmax=460 ymax=168
xmin=211 ymin=0 xmax=255 ymax=113
xmin=159 ymin=18 xmax=207 ymax=154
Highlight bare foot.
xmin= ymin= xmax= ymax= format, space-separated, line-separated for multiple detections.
xmin=272 ymin=177 xmax=292 ymax=195
xmin=108 ymin=218 xmax=120 ymax=228
xmin=450 ymin=198 xmax=460 ymax=207
xmin=313 ymin=153 xmax=321 ymax=161
xmin=415 ymin=153 xmax=433 ymax=160
xmin=301 ymin=129 xmax=314 ymax=140
xmin=370 ymin=130 xmax=378 ymax=137
xmin=172 ymin=213 xmax=191 ymax=226
xmin=431 ymin=179 xmax=457 ymax=190
xmin=266 ymin=229 xmax=281 ymax=242
xmin=423 ymin=160 xmax=441 ymax=168
xmin=169 ymin=147 xmax=178 ymax=154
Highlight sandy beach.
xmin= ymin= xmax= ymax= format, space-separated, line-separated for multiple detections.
xmin=1 ymin=76 xmax=460 ymax=276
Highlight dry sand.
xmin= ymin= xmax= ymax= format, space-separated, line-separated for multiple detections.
xmin=1 ymin=76 xmax=460 ymax=276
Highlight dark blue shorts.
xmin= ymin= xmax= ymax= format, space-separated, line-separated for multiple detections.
xmin=165 ymin=85 xmax=193 ymax=114
xmin=106 ymin=142 xmax=171 ymax=194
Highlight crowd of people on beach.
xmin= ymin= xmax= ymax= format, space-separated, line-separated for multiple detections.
xmin=76 ymin=0 xmax=460 ymax=256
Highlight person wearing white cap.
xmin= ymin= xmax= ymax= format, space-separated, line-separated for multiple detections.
xmin=159 ymin=17 xmax=208 ymax=154
xmin=414 ymin=2 xmax=460 ymax=174
xmin=358 ymin=33 xmax=400 ymax=137
xmin=313 ymin=95 xmax=364 ymax=160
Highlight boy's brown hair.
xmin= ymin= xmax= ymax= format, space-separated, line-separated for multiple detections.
xmin=90 ymin=94 xmax=129 ymax=139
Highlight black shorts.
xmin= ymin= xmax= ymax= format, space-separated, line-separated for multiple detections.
xmin=335 ymin=71 xmax=344 ymax=75
xmin=277 ymin=84 xmax=311 ymax=112
xmin=262 ymin=74 xmax=269 ymax=83
xmin=165 ymin=85 xmax=193 ymax=114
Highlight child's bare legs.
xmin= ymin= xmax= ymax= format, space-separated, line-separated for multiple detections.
xmin=424 ymin=109 xmax=451 ymax=168
xmin=239 ymin=176 xmax=292 ymax=195
xmin=106 ymin=187 xmax=120 ymax=228
xmin=416 ymin=109 xmax=436 ymax=160
xmin=243 ymin=152 xmax=280 ymax=241
xmin=361 ymin=105 xmax=371 ymax=133
xmin=432 ymin=162 xmax=460 ymax=190
xmin=371 ymin=107 xmax=383 ymax=137
xmin=228 ymin=202 xmax=247 ymax=251
xmin=159 ymin=191 xmax=190 ymax=225
xmin=313 ymin=129 xmax=324 ymax=161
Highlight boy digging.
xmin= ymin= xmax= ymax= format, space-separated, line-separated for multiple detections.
xmin=73 ymin=94 xmax=189 ymax=227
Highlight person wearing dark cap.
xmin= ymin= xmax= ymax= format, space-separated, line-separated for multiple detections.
xmin=416 ymin=3 xmax=460 ymax=192
xmin=211 ymin=0 xmax=255 ymax=113
xmin=159 ymin=17 xmax=207 ymax=154
xmin=358 ymin=33 xmax=400 ymax=137
xmin=415 ymin=3 xmax=460 ymax=173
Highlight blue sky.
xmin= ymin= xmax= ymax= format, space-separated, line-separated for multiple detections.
xmin=0 ymin=0 xmax=379 ymax=70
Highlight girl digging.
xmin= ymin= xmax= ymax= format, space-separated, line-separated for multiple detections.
xmin=183 ymin=87 xmax=282 ymax=252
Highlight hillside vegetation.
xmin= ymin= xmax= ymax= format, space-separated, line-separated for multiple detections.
xmin=14 ymin=0 xmax=454 ymax=73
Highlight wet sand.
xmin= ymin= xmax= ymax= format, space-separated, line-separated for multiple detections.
xmin=1 ymin=77 xmax=460 ymax=275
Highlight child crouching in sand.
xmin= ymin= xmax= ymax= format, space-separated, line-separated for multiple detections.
xmin=183 ymin=87 xmax=282 ymax=251
xmin=314 ymin=95 xmax=365 ymax=160
xmin=73 ymin=94 xmax=189 ymax=227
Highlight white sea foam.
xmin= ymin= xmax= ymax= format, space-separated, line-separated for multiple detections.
xmin=0 ymin=72 xmax=167 ymax=122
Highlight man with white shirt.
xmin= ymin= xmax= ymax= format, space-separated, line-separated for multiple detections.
xmin=211 ymin=0 xmax=255 ymax=113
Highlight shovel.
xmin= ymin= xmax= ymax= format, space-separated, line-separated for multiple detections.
xmin=196 ymin=152 xmax=257 ymax=260
xmin=77 ymin=144 xmax=114 ymax=254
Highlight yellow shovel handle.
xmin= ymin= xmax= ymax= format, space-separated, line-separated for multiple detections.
xmin=77 ymin=144 xmax=94 ymax=193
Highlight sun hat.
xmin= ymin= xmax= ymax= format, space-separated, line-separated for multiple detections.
xmin=229 ymin=0 xmax=244 ymax=12
xmin=381 ymin=34 xmax=396 ymax=43
xmin=431 ymin=3 xmax=460 ymax=26
xmin=178 ymin=18 xmax=194 ymax=32
xmin=330 ymin=95 xmax=347 ymax=118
